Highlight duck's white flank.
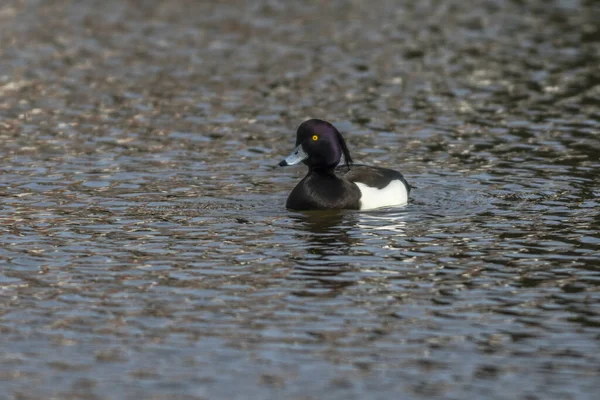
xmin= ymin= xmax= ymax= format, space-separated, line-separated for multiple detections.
xmin=355 ymin=180 xmax=408 ymax=210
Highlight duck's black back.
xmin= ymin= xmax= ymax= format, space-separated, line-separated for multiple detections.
xmin=340 ymin=165 xmax=411 ymax=193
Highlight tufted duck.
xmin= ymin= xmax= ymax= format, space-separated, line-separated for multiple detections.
xmin=278 ymin=119 xmax=410 ymax=210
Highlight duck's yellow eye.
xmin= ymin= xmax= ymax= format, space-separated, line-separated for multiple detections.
xmin=312 ymin=135 xmax=318 ymax=141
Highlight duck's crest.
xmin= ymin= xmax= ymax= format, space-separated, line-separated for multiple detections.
xmin=336 ymin=130 xmax=353 ymax=171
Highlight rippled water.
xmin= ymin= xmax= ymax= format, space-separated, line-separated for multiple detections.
xmin=1 ymin=0 xmax=599 ymax=398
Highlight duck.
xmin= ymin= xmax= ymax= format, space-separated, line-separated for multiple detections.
xmin=278 ymin=119 xmax=410 ymax=210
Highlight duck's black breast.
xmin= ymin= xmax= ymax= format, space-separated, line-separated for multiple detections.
xmin=339 ymin=164 xmax=411 ymax=193
xmin=285 ymin=172 xmax=361 ymax=210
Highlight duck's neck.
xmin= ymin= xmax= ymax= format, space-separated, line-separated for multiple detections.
xmin=308 ymin=166 xmax=337 ymax=177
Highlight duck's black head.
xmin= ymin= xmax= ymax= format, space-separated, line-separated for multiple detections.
xmin=279 ymin=119 xmax=353 ymax=170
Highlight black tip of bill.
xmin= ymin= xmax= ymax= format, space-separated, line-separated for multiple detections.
xmin=278 ymin=159 xmax=289 ymax=167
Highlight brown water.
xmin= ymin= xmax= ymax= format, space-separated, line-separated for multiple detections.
xmin=1 ymin=0 xmax=599 ymax=399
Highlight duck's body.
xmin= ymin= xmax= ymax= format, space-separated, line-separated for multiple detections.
xmin=279 ymin=119 xmax=410 ymax=211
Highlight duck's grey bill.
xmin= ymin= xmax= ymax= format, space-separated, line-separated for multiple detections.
xmin=278 ymin=145 xmax=307 ymax=166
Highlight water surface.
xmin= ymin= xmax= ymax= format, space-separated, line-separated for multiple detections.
xmin=1 ymin=0 xmax=599 ymax=399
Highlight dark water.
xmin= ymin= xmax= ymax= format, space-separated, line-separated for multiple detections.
xmin=1 ymin=0 xmax=600 ymax=398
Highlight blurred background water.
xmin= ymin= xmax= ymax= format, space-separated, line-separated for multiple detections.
xmin=0 ymin=0 xmax=599 ymax=399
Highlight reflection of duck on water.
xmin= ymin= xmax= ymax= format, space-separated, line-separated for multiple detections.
xmin=287 ymin=209 xmax=409 ymax=295
xmin=288 ymin=210 xmax=358 ymax=293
